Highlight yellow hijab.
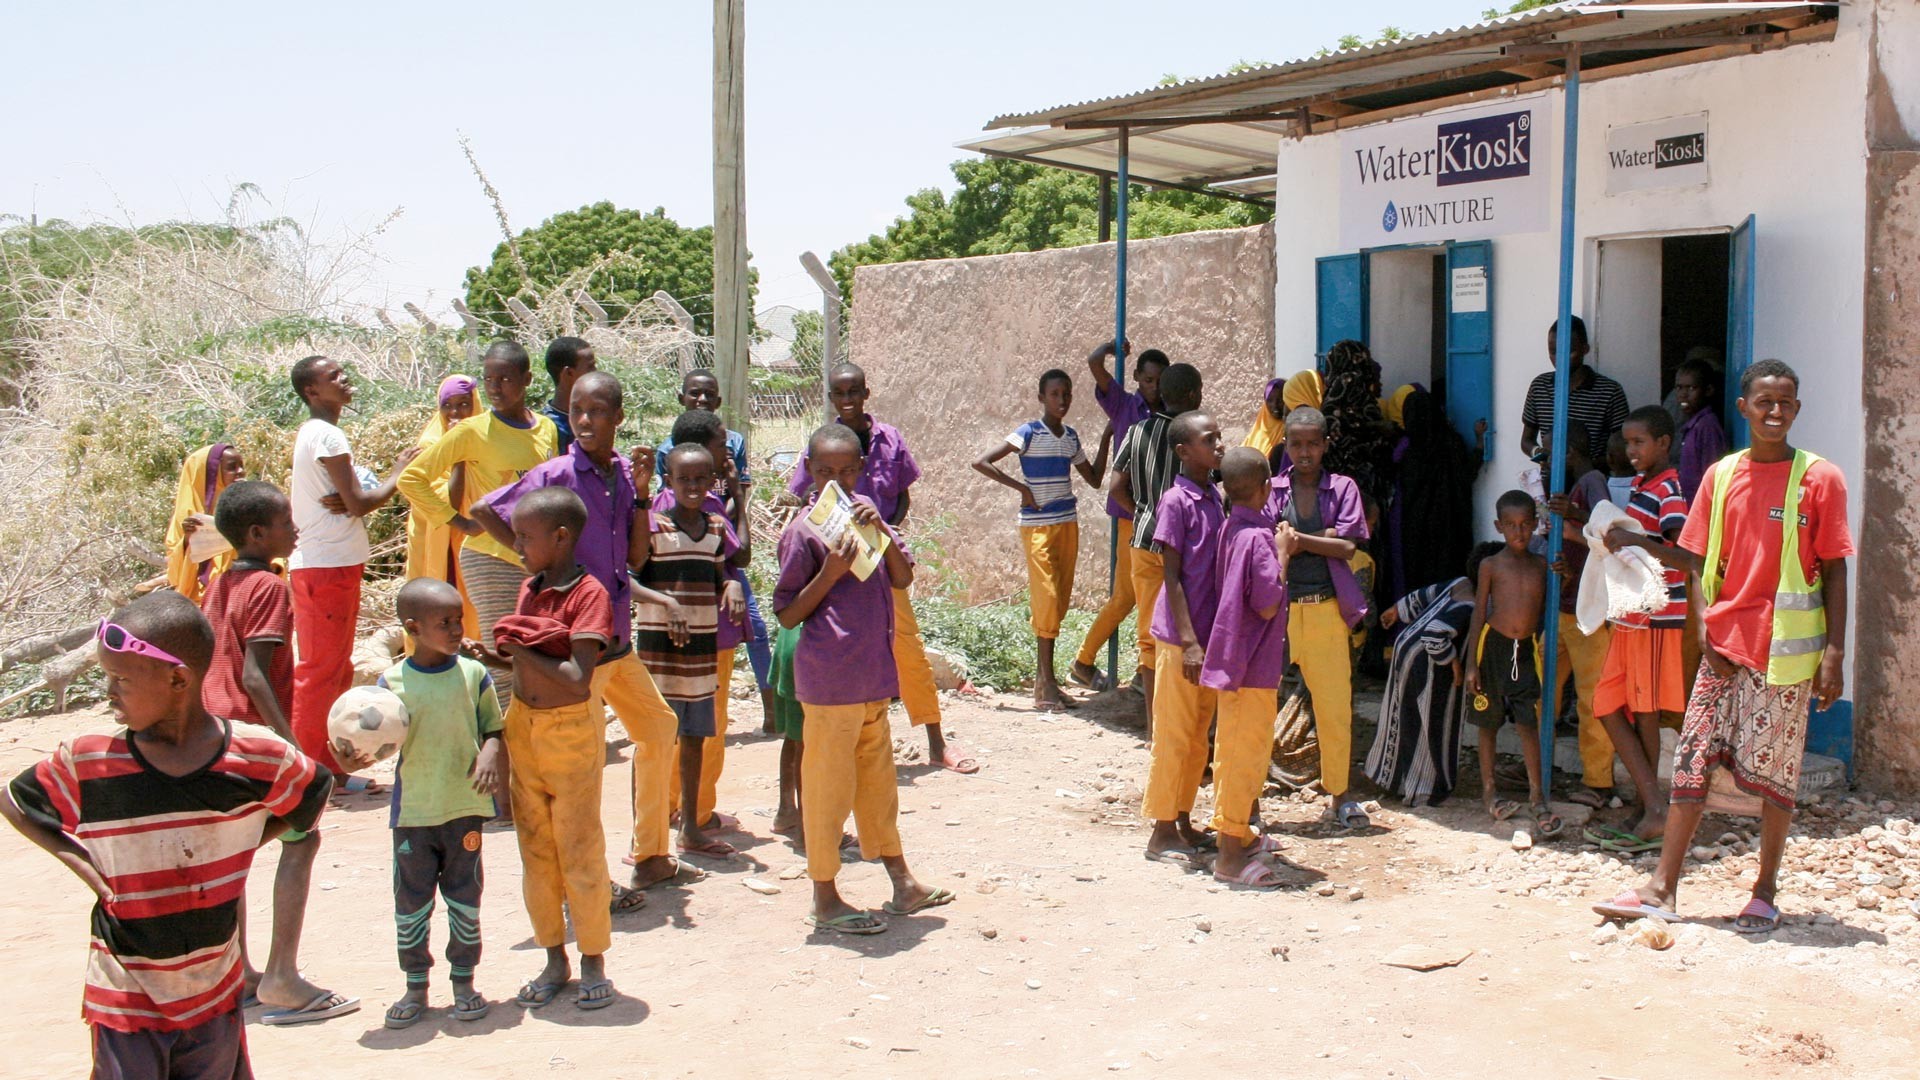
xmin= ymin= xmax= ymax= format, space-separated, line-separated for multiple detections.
xmin=1383 ymin=384 xmax=1416 ymax=427
xmin=1244 ymin=370 xmax=1325 ymax=457
xmin=163 ymin=444 xmax=236 ymax=603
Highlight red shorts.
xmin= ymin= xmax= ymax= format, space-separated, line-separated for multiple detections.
xmin=1592 ymin=625 xmax=1686 ymax=718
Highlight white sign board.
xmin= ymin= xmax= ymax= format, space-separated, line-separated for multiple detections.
xmin=1450 ymin=266 xmax=1488 ymax=313
xmin=1605 ymin=112 xmax=1708 ymax=195
xmin=1338 ymin=97 xmax=1553 ymax=249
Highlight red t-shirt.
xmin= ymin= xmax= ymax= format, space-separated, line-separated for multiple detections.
xmin=201 ymin=564 xmax=293 ymax=727
xmin=511 ymin=568 xmax=613 ymax=651
xmin=1677 ymin=455 xmax=1853 ymax=671
xmin=1613 ymin=467 xmax=1688 ymax=630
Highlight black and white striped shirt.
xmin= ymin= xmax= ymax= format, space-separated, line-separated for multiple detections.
xmin=1523 ymin=367 xmax=1629 ymax=462
xmin=1114 ymin=412 xmax=1180 ymax=551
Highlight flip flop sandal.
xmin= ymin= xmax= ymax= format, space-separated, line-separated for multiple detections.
xmin=1731 ymin=897 xmax=1782 ymax=934
xmin=1487 ymin=799 xmax=1523 ymax=822
xmin=1337 ymin=801 xmax=1372 ymax=830
xmin=808 ymin=911 xmax=888 ymax=936
xmin=575 ymin=980 xmax=616 ymax=1011
xmin=1583 ymin=824 xmax=1641 ymax=845
xmin=1213 ymin=860 xmax=1285 ymax=889
xmin=676 ymin=838 xmax=738 ymax=858
xmin=1598 ymin=835 xmax=1664 ymax=855
xmin=1189 ymin=830 xmax=1220 ymax=852
xmin=939 ymin=746 xmax=981 ymax=774
xmin=1592 ymin=890 xmax=1678 ymax=922
xmin=452 ymin=993 xmax=490 ymax=1022
xmin=610 ymin=882 xmax=649 ymax=913
xmin=515 ymin=979 xmax=565 ymax=1009
xmin=262 ymin=991 xmax=361 ymax=1026
xmin=883 ymin=886 xmax=956 ymax=916
xmin=1568 ymin=787 xmax=1611 ymax=809
xmin=1144 ymin=847 xmax=1204 ymax=869
xmin=1248 ymin=834 xmax=1284 ymax=856
xmin=640 ymin=859 xmax=709 ymax=890
xmin=705 ymin=811 xmax=742 ymax=832
xmin=383 ymin=1000 xmax=426 ymax=1030
xmin=1532 ymin=804 xmax=1564 ymax=839
xmin=1068 ymin=666 xmax=1114 ymax=692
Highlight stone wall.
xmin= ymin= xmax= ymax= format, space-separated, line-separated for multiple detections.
xmin=849 ymin=224 xmax=1277 ymax=605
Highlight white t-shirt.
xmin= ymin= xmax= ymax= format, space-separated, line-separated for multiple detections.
xmin=289 ymin=418 xmax=370 ymax=570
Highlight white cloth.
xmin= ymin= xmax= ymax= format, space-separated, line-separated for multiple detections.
xmin=1575 ymin=501 xmax=1668 ymax=635
xmin=289 ymin=418 xmax=369 ymax=570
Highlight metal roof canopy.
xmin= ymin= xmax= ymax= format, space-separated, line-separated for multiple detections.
xmin=959 ymin=2 xmax=1837 ymax=202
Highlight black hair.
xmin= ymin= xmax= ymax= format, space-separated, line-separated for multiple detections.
xmin=1625 ymin=404 xmax=1675 ymax=441
xmin=1549 ymin=315 xmax=1589 ymax=349
xmin=396 ymin=578 xmax=463 ymax=624
xmin=664 ymin=442 xmax=715 ymax=476
xmin=1495 ymin=489 xmax=1537 ymax=517
xmin=515 ymin=486 xmax=587 ymax=536
xmin=483 ymin=339 xmax=531 ymax=373
xmin=808 ymin=423 xmax=862 ymax=458
xmin=827 ymin=362 xmax=866 ymax=386
xmin=1740 ymin=358 xmax=1799 ymax=396
xmin=682 ymin=367 xmax=718 ymax=388
xmin=213 ymin=480 xmax=288 ymax=549
xmin=1136 ymin=348 xmax=1170 ymax=373
xmin=289 ymin=354 xmax=329 ymax=400
xmin=1038 ymin=368 xmax=1072 ymax=395
xmin=544 ymin=336 xmax=592 ymax=383
xmin=671 ymin=408 xmax=726 ymax=449
xmin=1285 ymin=405 xmax=1326 ymax=434
xmin=571 ymin=370 xmax=623 ymax=410
xmin=1159 ymin=362 xmax=1202 ymax=404
xmin=1219 ymin=445 xmax=1269 ymax=492
xmin=1676 ymin=358 xmax=1720 ymax=393
xmin=111 ymin=589 xmax=214 ymax=673
xmin=1168 ymin=410 xmax=1214 ymax=447
xmin=1465 ymin=540 xmax=1504 ymax=586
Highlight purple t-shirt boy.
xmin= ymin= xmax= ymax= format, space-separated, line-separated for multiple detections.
xmin=772 ymin=494 xmax=905 ymax=706
xmin=479 ymin=443 xmax=638 ymax=650
xmin=787 ymin=417 xmax=921 ymax=524
xmin=1148 ymin=474 xmax=1227 ymax=649
xmin=1095 ymin=381 xmax=1151 ymax=521
xmin=1200 ymin=505 xmax=1290 ymax=692
xmin=1265 ymin=467 xmax=1370 ymax=629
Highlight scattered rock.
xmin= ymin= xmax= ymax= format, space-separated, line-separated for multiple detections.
xmin=1193 ymin=918 xmax=1212 ymax=933
xmin=1631 ymin=920 xmax=1674 ymax=951
xmin=777 ymin=865 xmax=807 ymax=880
xmin=1512 ymin=832 xmax=1533 ymax=851
xmin=1347 ymin=887 xmax=1365 ymax=902
xmin=843 ymin=1037 xmax=871 ymax=1050
xmin=1568 ymin=951 xmax=1590 ymax=963
xmin=1856 ymin=888 xmax=1883 ymax=911
xmin=1271 ymin=945 xmax=1290 ymax=960
xmin=979 ymin=927 xmax=999 ymax=940
xmin=1380 ymin=944 xmax=1471 ymax=971
xmin=1315 ymin=883 xmax=1337 ymax=897
xmin=741 ymin=878 xmax=780 ymax=895
xmin=1025 ymin=978 xmax=1042 ymax=990
xmin=1592 ymin=924 xmax=1621 ymax=946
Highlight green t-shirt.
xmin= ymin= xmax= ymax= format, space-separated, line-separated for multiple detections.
xmin=380 ymin=655 xmax=505 ymax=827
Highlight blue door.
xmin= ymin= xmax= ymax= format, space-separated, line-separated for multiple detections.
xmin=1724 ymin=215 xmax=1756 ymax=447
xmin=1444 ymin=240 xmax=1494 ymax=459
xmin=1315 ymin=253 xmax=1369 ymax=368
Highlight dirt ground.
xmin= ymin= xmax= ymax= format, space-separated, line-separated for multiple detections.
xmin=3 ymin=686 xmax=1918 ymax=1079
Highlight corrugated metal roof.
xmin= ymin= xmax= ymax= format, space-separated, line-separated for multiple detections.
xmin=961 ymin=2 xmax=1836 ymax=201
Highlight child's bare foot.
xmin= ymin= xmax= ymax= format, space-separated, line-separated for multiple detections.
xmin=926 ymin=726 xmax=979 ymax=773
xmin=1174 ymin=815 xmax=1215 ymax=851
xmin=384 ymin=984 xmax=429 ymax=1029
xmin=516 ymin=947 xmax=570 ymax=1009
xmin=772 ymin=807 xmax=802 ymax=833
xmin=1069 ymin=660 xmax=1113 ymax=692
xmin=628 ymin=854 xmax=701 ymax=890
xmin=1629 ymin=803 xmax=1668 ymax=840
xmin=1033 ymin=682 xmax=1077 ymax=712
xmin=677 ymin=824 xmax=736 ymax=858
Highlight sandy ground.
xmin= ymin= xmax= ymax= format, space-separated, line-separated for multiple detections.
xmin=3 ymin=686 xmax=1918 ymax=1079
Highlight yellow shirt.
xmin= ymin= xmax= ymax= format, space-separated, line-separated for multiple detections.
xmin=399 ymin=410 xmax=558 ymax=566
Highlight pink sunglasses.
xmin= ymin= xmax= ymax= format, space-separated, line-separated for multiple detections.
xmin=97 ymin=620 xmax=187 ymax=668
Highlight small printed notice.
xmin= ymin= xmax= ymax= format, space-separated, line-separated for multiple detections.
xmin=1450 ymin=266 xmax=1488 ymax=313
xmin=805 ymin=480 xmax=890 ymax=581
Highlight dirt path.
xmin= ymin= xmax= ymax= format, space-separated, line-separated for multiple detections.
xmin=2 ymin=689 xmax=1916 ymax=1078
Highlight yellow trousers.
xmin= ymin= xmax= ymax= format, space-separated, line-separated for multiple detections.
xmin=800 ymin=700 xmax=905 ymax=881
xmin=670 ymin=648 xmax=733 ymax=829
xmin=1210 ymin=687 xmax=1278 ymax=839
xmin=1549 ymin=612 xmax=1616 ymax=789
xmin=504 ymin=697 xmax=611 ymax=955
xmin=1142 ymin=640 xmax=1218 ymax=821
xmin=1130 ymin=548 xmax=1166 ymax=673
xmin=1289 ymin=601 xmax=1354 ymax=798
xmin=592 ymin=651 xmax=676 ymax=862
xmin=1076 ymin=517 xmax=1136 ymax=667
xmin=892 ymin=589 xmax=943 ymax=727
xmin=1021 ymin=522 xmax=1079 ymax=639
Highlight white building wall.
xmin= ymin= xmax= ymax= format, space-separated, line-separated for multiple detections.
xmin=1272 ymin=18 xmax=1871 ymax=691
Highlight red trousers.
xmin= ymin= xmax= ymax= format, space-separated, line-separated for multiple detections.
xmin=290 ymin=564 xmax=362 ymax=774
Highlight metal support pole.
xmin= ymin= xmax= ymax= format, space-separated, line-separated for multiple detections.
xmin=1539 ymin=48 xmax=1581 ymax=791
xmin=1109 ymin=129 xmax=1129 ymax=682
xmin=799 ymin=251 xmax=841 ymax=419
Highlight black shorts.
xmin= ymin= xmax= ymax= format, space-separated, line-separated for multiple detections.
xmin=91 ymin=1008 xmax=251 ymax=1080
xmin=1468 ymin=630 xmax=1541 ymax=731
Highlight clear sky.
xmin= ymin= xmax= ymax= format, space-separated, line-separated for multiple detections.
xmin=6 ymin=1 xmax=1482 ymax=320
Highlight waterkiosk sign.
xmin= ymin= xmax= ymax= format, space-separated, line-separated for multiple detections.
xmin=1338 ymin=97 xmax=1553 ymax=249
xmin=1604 ymin=112 xmax=1708 ymax=195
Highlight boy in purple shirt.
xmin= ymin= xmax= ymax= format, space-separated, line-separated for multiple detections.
xmin=788 ymin=362 xmax=976 ymax=775
xmin=1140 ymin=411 xmax=1228 ymax=869
xmin=1269 ymin=406 xmax=1373 ymax=830
xmin=1073 ymin=341 xmax=1168 ymax=691
xmin=1201 ymin=448 xmax=1298 ymax=887
xmin=1673 ymin=358 xmax=1728 ymax=503
xmin=470 ymin=372 xmax=690 ymax=899
xmin=774 ymin=425 xmax=952 ymax=935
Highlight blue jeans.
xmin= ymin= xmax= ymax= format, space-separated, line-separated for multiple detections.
xmin=741 ymin=576 xmax=773 ymax=690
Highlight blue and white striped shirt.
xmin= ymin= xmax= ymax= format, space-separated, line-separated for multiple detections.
xmin=1009 ymin=420 xmax=1086 ymax=527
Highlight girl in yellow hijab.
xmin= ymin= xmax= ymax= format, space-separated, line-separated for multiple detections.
xmin=164 ymin=443 xmax=245 ymax=603
xmin=1382 ymin=383 xmax=1416 ymax=428
xmin=403 ymin=375 xmax=480 ymax=589
xmin=1244 ymin=369 xmax=1324 ymax=458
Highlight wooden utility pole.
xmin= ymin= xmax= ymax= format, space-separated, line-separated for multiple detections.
xmin=799 ymin=251 xmax=840 ymax=416
xmin=712 ymin=0 xmax=751 ymax=438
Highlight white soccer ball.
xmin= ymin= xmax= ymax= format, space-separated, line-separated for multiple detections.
xmin=326 ymin=685 xmax=410 ymax=765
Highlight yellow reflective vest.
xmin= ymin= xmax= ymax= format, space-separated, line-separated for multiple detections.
xmin=1699 ymin=449 xmax=1826 ymax=686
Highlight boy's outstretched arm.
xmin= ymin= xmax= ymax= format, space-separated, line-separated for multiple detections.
xmin=0 ymin=788 xmax=111 ymax=903
xmin=319 ymin=447 xmax=418 ymax=518
xmin=1291 ymin=531 xmax=1357 ymax=561
xmin=240 ymin=640 xmax=292 ymax=742
xmin=1085 ymin=339 xmax=1128 ymax=395
xmin=973 ymin=441 xmax=1035 ymax=508
xmin=1814 ymin=556 xmax=1849 ymax=710
xmin=1077 ymin=426 xmax=1112 ymax=488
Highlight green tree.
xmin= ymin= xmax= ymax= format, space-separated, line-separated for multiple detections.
xmin=462 ymin=202 xmax=750 ymax=335
xmin=829 ymin=158 xmax=1270 ymax=302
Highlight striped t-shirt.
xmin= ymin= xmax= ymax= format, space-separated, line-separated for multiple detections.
xmin=7 ymin=721 xmax=329 ymax=1032
xmin=1522 ymin=368 xmax=1629 ymax=463
xmin=1115 ymin=412 xmax=1181 ymax=551
xmin=1614 ymin=466 xmax=1689 ymax=630
xmin=633 ymin=510 xmax=735 ymax=701
xmin=1008 ymin=420 xmax=1087 ymax=527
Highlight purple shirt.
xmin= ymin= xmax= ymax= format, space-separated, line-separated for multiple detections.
xmin=1677 ymin=408 xmax=1728 ymax=503
xmin=787 ymin=416 xmax=921 ymax=523
xmin=772 ymin=494 xmax=902 ymax=706
xmin=1095 ymin=380 xmax=1151 ymax=520
xmin=480 ymin=444 xmax=637 ymax=649
xmin=1266 ymin=467 xmax=1371 ymax=629
xmin=649 ymin=488 xmax=744 ymax=649
xmin=1149 ymin=474 xmax=1227 ymax=648
xmin=1201 ymin=505 xmax=1290 ymax=692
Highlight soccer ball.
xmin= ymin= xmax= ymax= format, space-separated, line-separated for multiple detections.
xmin=326 ymin=685 xmax=410 ymax=765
